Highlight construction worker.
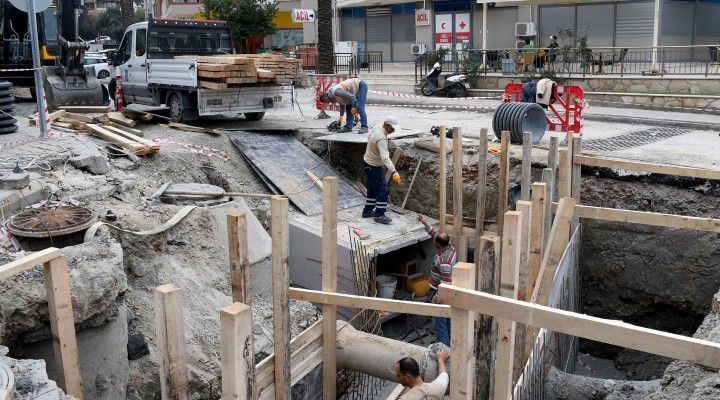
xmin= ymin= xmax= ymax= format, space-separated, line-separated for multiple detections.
xmin=319 ymin=77 xmax=369 ymax=134
xmin=418 ymin=214 xmax=456 ymax=346
xmin=362 ymin=116 xmax=401 ymax=225
xmin=395 ymin=349 xmax=449 ymax=400
xmin=521 ymin=78 xmax=560 ymax=109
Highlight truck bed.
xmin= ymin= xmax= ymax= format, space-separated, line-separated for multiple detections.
xmin=147 ymin=59 xmax=197 ymax=88
xmin=198 ymin=86 xmax=294 ymax=116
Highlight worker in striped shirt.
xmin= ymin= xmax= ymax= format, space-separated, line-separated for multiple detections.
xmin=418 ymin=214 xmax=457 ymax=347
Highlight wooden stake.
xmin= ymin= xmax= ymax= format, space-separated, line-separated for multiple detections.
xmin=494 ymin=211 xmax=522 ymax=400
xmin=514 ymin=201 xmax=531 ymax=382
xmin=453 ymin=127 xmax=464 ymax=255
xmin=449 ymin=262 xmax=476 ymax=399
xmin=528 ymin=183 xmax=547 ymax=298
xmin=321 ymin=177 xmax=338 ymax=400
xmin=473 ymin=129 xmax=488 ymax=266
xmin=44 ymin=257 xmax=83 ymax=399
xmin=305 ymin=171 xmax=324 ymax=190
xmin=541 ymin=168 xmax=555 ymax=250
xmin=497 ymin=131 xmax=510 ymax=240
xmin=228 ymin=212 xmax=251 ymax=305
xmin=548 ymin=136 xmax=559 ymax=173
xmin=439 ymin=127 xmax=447 ymax=233
xmin=570 ymin=137 xmax=583 ymax=233
xmin=474 ymin=236 xmax=500 ymax=400
xmin=557 ymin=148 xmax=569 ymax=200
xmin=153 ymin=284 xmax=189 ymax=400
xmin=220 ymin=302 xmax=256 ymax=400
xmin=521 ymin=132 xmax=532 ymax=201
xmin=564 ymin=135 xmax=574 ymax=198
xmin=271 ymin=197 xmax=291 ymax=400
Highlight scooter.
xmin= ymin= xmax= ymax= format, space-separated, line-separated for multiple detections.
xmin=420 ymin=62 xmax=470 ymax=97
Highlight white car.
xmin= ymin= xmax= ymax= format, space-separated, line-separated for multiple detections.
xmin=83 ymin=55 xmax=112 ymax=79
xmin=89 ymin=36 xmax=112 ymax=44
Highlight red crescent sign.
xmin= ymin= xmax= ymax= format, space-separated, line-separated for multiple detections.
xmin=441 ymin=22 xmax=446 ymax=29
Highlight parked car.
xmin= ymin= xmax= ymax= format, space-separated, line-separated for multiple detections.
xmin=89 ymin=36 xmax=112 ymax=44
xmin=83 ymin=55 xmax=112 ymax=79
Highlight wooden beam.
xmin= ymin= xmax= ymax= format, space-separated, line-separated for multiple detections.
xmin=530 ymin=197 xmax=576 ymax=306
xmin=289 ymin=288 xmax=451 ymax=318
xmin=494 ymin=211 xmax=522 ymax=400
xmin=440 ymin=285 xmax=720 ymax=370
xmin=514 ymin=201 xmax=532 ymax=382
xmin=58 ymin=105 xmax=111 ymax=113
xmin=44 ymin=257 xmax=83 ymax=399
xmin=548 ymin=136 xmax=559 ymax=173
xmin=558 ymin=204 xmax=720 ymax=232
xmin=449 ymin=262 xmax=476 ymax=399
xmin=385 ymin=148 xmax=403 ymax=183
xmin=520 ymin=132 xmax=532 ymax=201
xmin=528 ymin=183 xmax=547 ymax=302
xmin=473 ymin=129 xmax=488 ymax=265
xmin=321 ymin=177 xmax=338 ymax=400
xmin=570 ymin=137 xmax=583 ymax=233
xmin=564 ymin=133 xmax=574 ymax=198
xmin=153 ymin=284 xmax=189 ymax=400
xmin=228 ymin=213 xmax=251 ymax=305
xmin=63 ymin=112 xmax=96 ymax=123
xmin=270 ymin=197 xmax=291 ymax=400
xmin=220 ymin=302 xmax=256 ymax=400
xmin=305 ymin=171 xmax=323 ymax=190
xmin=575 ymin=155 xmax=720 ymax=181
xmin=385 ymin=384 xmax=405 ymax=400
xmin=453 ymin=127 xmax=464 ymax=256
xmin=474 ymin=236 xmax=500 ymax=400
xmin=0 ymin=247 xmax=62 ymax=280
xmin=439 ymin=127 xmax=447 ymax=233
xmin=541 ymin=168 xmax=555 ymax=250
xmin=497 ymin=131 xmax=510 ymax=240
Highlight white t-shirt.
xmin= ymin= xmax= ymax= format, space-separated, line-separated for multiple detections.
xmin=398 ymin=372 xmax=449 ymax=400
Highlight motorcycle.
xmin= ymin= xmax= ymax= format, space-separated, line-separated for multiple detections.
xmin=420 ymin=62 xmax=470 ymax=97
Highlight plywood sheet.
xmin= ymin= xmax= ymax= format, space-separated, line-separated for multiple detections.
xmin=226 ymin=131 xmax=364 ymax=215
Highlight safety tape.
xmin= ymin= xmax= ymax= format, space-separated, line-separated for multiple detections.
xmin=0 ymin=67 xmax=43 ymax=72
xmin=369 ymin=90 xmax=502 ymax=101
xmin=369 ymin=102 xmax=498 ymax=112
xmin=590 ymin=98 xmax=720 ymax=114
xmin=152 ymin=138 xmax=230 ymax=160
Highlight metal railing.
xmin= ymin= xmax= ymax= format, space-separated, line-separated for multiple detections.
xmin=415 ymin=44 xmax=720 ymax=83
xmin=290 ymin=44 xmax=383 ymax=75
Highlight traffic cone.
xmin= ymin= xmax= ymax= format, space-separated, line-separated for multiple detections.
xmin=115 ymin=67 xmax=124 ymax=111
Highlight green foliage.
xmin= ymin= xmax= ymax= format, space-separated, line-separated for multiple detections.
xmin=427 ymin=47 xmax=449 ymax=67
xmin=79 ymin=9 xmax=100 ymax=41
xmin=134 ymin=8 xmax=145 ymax=23
xmin=97 ymin=8 xmax=125 ymax=42
xmin=202 ymin=0 xmax=278 ymax=50
xmin=459 ymin=47 xmax=484 ymax=89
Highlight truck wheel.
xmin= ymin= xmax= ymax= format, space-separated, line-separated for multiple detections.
xmin=244 ymin=112 xmax=265 ymax=121
xmin=168 ymin=93 xmax=185 ymax=122
xmin=98 ymin=70 xmax=110 ymax=79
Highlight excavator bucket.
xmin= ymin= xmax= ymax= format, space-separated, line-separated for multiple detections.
xmin=42 ymin=67 xmax=106 ymax=112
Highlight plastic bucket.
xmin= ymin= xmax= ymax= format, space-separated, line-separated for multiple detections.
xmin=376 ymin=275 xmax=397 ymax=299
xmin=501 ymin=58 xmax=515 ymax=75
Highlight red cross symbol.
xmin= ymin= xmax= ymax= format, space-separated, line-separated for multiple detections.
xmin=459 ymin=21 xmax=467 ymax=30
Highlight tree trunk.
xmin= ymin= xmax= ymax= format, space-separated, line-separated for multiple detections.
xmin=317 ymin=0 xmax=334 ymax=74
xmin=121 ymin=0 xmax=135 ymax=31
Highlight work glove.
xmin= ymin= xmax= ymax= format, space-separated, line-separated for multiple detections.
xmin=337 ymin=116 xmax=343 ymax=124
xmin=351 ymin=108 xmax=359 ymax=116
xmin=392 ymin=172 xmax=401 ymax=185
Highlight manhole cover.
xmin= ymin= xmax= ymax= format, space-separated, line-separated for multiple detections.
xmin=582 ymin=127 xmax=690 ymax=152
xmin=7 ymin=206 xmax=98 ymax=237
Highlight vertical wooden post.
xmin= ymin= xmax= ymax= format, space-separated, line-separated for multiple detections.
xmin=439 ymin=126 xmax=447 ymax=233
xmin=528 ymin=182 xmax=546 ymax=298
xmin=514 ymin=201 xmax=531 ymax=382
xmin=43 ymin=257 xmax=83 ymax=399
xmin=570 ymin=137 xmax=583 ymax=233
xmin=322 ymin=177 xmax=338 ymax=400
xmin=271 ymin=197 xmax=291 ymax=400
xmin=563 ymin=134 xmax=574 ymax=198
xmin=473 ymin=129 xmax=488 ymax=266
xmin=228 ymin=212 xmax=251 ymax=305
xmin=548 ymin=137 xmax=559 ymax=174
xmin=474 ymin=236 xmax=500 ymax=400
xmin=449 ymin=262 xmax=476 ymax=399
xmin=494 ymin=211 xmax=522 ymax=400
xmin=520 ymin=132 xmax=532 ymax=201
xmin=453 ymin=127 xmax=464 ymax=256
xmin=153 ymin=284 xmax=189 ymax=400
xmin=541 ymin=168 xmax=555 ymax=250
xmin=220 ymin=302 xmax=255 ymax=400
xmin=557 ymin=148 xmax=569 ymax=200
xmin=497 ymin=131 xmax=510 ymax=239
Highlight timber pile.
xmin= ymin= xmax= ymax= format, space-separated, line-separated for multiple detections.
xmin=175 ymin=54 xmax=305 ymax=88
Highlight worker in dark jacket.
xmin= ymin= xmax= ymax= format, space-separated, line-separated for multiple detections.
xmin=319 ymin=78 xmax=369 ymax=134
xmin=521 ymin=78 xmax=560 ymax=109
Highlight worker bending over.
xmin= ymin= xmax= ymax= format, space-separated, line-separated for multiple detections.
xmin=362 ymin=116 xmax=401 ymax=225
xmin=395 ymin=349 xmax=450 ymax=400
xmin=319 ymin=77 xmax=369 ymax=134
xmin=521 ymin=78 xmax=560 ymax=109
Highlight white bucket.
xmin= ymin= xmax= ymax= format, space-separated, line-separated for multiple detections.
xmin=376 ymin=275 xmax=397 ymax=299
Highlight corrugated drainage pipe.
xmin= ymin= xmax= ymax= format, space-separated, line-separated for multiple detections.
xmin=492 ymin=102 xmax=546 ymax=144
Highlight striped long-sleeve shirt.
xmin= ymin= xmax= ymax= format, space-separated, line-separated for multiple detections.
xmin=425 ymin=224 xmax=457 ymax=291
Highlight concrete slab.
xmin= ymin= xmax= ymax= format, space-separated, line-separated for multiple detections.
xmin=0 ymin=170 xmax=29 ymax=190
xmin=315 ymin=129 xmax=426 ymax=144
xmin=0 ymin=180 xmax=46 ymax=214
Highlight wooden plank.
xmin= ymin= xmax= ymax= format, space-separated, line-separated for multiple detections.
xmin=441 ymin=285 xmax=720 ymax=370
xmin=270 ymin=197 xmax=291 ymax=400
xmin=306 ymin=171 xmax=323 ymax=190
xmin=220 ymin=302 xmax=256 ymax=400
xmin=86 ymin=124 xmax=149 ymax=155
xmin=0 ymin=247 xmax=62 ymax=280
xmin=557 ymin=148 xmax=569 ymax=201
xmin=58 ymin=105 xmax=110 ymax=113
xmin=570 ymin=137 xmax=583 ymax=233
xmin=109 ymin=123 xmax=144 ymax=135
xmin=228 ymin=213 xmax=251 ymax=305
xmin=385 ymin=384 xmax=405 ymax=400
xmin=530 ymin=197 xmax=576 ymax=306
xmin=474 ymin=236 xmax=500 ymax=400
xmin=385 ymin=148 xmax=403 ymax=183
xmin=497 ymin=131 xmax=510 ymax=240
xmin=564 ymin=135 xmax=574 ymax=198
xmin=44 ymin=257 xmax=83 ymax=399
xmin=452 ymin=127 xmax=464 ymax=256
xmin=153 ymin=284 xmax=189 ymax=400
xmin=494 ymin=211 xmax=522 ymax=400
xmin=101 ymin=125 xmax=155 ymax=147
xmin=439 ymin=127 xmax=447 ymax=233
xmin=289 ymin=288 xmax=451 ymax=318
xmin=51 ymin=121 xmax=75 ymax=130
xmin=108 ymin=112 xmax=138 ymax=127
xmin=542 ymin=168 xmax=555 ymax=250
xmin=56 ymin=117 xmax=83 ymax=129
xmin=514 ymin=201 xmax=532 ymax=383
xmin=197 ymin=56 xmax=253 ymax=64
xmin=321 ymin=177 xmax=338 ymax=400
xmin=449 ymin=262 xmax=476 ymax=399
xmin=528 ymin=183 xmax=547 ymax=301
xmin=567 ymin=204 xmax=720 ymax=232
xmin=199 ymin=80 xmax=228 ymax=90
xmin=548 ymin=136 xmax=559 ymax=173
xmin=575 ymin=155 xmax=720 ymax=180
xmin=473 ymin=129 xmax=488 ymax=265
xmin=520 ymin=131 xmax=532 ymax=201
xmin=63 ymin=112 xmax=96 ymax=123
xmin=256 ymin=68 xmax=274 ymax=78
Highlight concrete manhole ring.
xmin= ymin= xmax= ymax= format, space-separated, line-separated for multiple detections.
xmin=7 ymin=205 xmax=98 ymax=237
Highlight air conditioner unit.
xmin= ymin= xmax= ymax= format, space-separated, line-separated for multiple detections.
xmin=411 ymin=43 xmax=427 ymax=55
xmin=515 ymin=22 xmax=537 ymax=37
xmin=516 ymin=40 xmax=528 ymax=49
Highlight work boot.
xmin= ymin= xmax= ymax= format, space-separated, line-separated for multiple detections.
xmin=358 ymin=126 xmax=369 ymax=134
xmin=362 ymin=210 xmax=377 ymax=218
xmin=374 ymin=215 xmax=392 ymax=225
xmin=336 ymin=126 xmax=352 ymax=133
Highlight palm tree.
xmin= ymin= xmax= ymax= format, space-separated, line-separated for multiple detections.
xmin=121 ymin=0 xmax=135 ymax=30
xmin=317 ymin=0 xmax=333 ymax=74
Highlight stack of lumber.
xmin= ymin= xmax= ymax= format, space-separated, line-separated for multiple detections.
xmin=241 ymin=54 xmax=305 ymax=85
xmin=175 ymin=54 xmax=305 ymax=87
xmin=86 ymin=124 xmax=159 ymax=156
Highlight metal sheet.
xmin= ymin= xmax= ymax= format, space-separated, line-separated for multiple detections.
xmin=226 ymin=131 xmax=365 ymax=215
xmin=315 ymin=129 xmax=426 ymax=143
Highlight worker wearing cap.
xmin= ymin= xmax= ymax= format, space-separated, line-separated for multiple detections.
xmin=319 ymin=77 xmax=369 ymax=134
xmin=362 ymin=116 xmax=401 ymax=225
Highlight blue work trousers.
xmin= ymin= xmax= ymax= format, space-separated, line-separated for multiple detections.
xmin=345 ymin=81 xmax=368 ymax=129
xmin=362 ymin=162 xmax=388 ymax=217
xmin=435 ymin=317 xmax=451 ymax=347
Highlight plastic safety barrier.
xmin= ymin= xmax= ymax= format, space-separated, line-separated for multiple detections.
xmin=314 ymin=74 xmax=355 ymax=112
xmin=501 ymin=83 xmax=586 ymax=139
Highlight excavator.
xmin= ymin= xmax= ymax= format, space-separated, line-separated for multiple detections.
xmin=0 ymin=0 xmax=105 ymax=109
